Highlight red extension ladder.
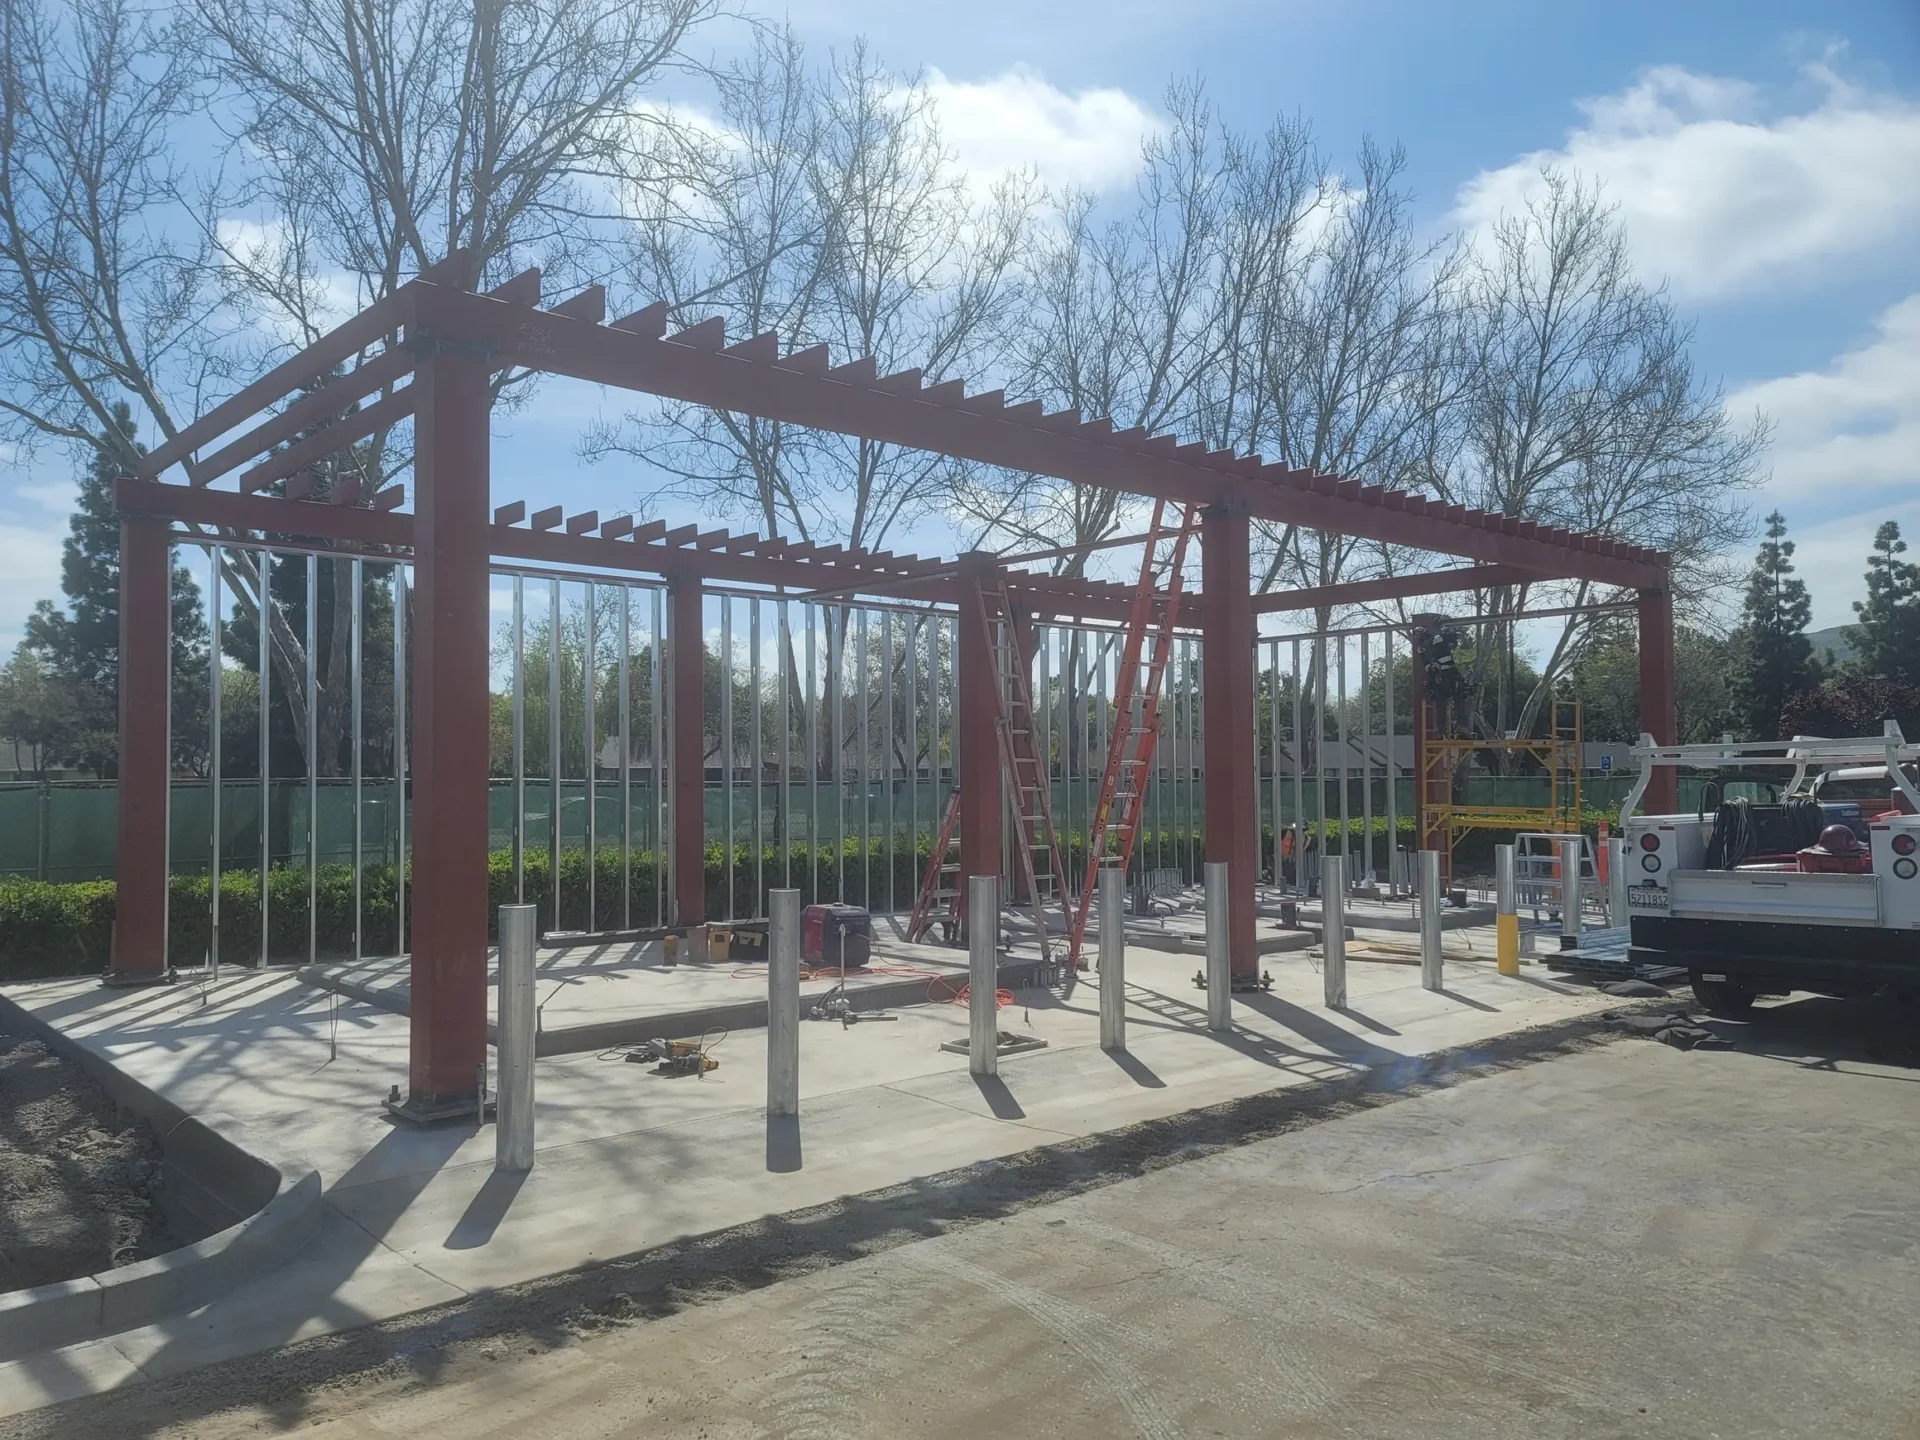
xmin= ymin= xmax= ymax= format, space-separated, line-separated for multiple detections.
xmin=906 ymin=788 xmax=963 ymax=944
xmin=1065 ymin=500 xmax=1200 ymax=968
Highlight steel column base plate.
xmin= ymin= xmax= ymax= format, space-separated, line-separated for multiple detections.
xmin=384 ymin=1092 xmax=497 ymax=1126
xmin=1192 ymin=971 xmax=1274 ymax=992
xmin=939 ymin=1033 xmax=1050 ymax=1058
xmin=100 ymin=969 xmax=177 ymax=989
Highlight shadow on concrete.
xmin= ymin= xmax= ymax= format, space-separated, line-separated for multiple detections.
xmin=970 ymin=1072 xmax=1026 ymax=1120
xmin=1512 ymin=973 xmax=1585 ymax=996
xmin=1102 ymin=1047 xmax=1166 ymax=1089
xmin=117 ymin=1115 xmax=475 ymax=1433
xmin=1709 ymin=996 xmax=1920 ymax=1076
xmin=1232 ymin=990 xmax=1405 ymax=1071
xmin=1331 ymin=1005 xmax=1401 ymax=1037
xmin=1436 ymin=988 xmax=1500 ymax=1014
xmin=444 ymin=1167 xmax=528 ymax=1250
xmin=765 ymin=1115 xmax=803 ymax=1173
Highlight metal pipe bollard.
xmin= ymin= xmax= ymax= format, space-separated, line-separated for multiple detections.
xmin=767 ymin=889 xmax=800 ymax=1117
xmin=1205 ymin=860 xmax=1230 ymax=1031
xmin=1494 ymin=843 xmax=1520 ymax=977
xmin=1418 ymin=850 xmax=1443 ymax=992
xmin=1098 ymin=865 xmax=1125 ymax=1051
xmin=495 ymin=904 xmax=537 ymax=1172
xmin=968 ymin=875 xmax=999 ymax=1076
xmin=1560 ymin=836 xmax=1583 ymax=949
xmin=1321 ymin=854 xmax=1346 ymax=1009
xmin=1608 ymin=836 xmax=1628 ymax=930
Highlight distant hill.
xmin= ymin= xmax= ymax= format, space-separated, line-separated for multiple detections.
xmin=1807 ymin=626 xmax=1857 ymax=666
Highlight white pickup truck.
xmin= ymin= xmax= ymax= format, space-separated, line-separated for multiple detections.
xmin=1619 ymin=725 xmax=1920 ymax=1016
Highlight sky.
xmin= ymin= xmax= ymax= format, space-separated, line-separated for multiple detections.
xmin=1 ymin=0 xmax=1916 ymax=643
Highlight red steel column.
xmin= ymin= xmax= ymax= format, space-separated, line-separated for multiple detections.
xmin=957 ymin=555 xmax=1003 ymax=931
xmin=406 ymin=346 xmax=493 ymax=1110
xmin=109 ymin=509 xmax=172 ymax=982
xmin=1637 ymin=586 xmax=1678 ymax=813
xmin=1201 ymin=507 xmax=1257 ymax=980
xmin=669 ymin=570 xmax=707 ymax=926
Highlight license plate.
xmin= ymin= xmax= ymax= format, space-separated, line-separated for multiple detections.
xmin=1701 ymin=973 xmax=1727 ymax=982
xmin=1627 ymin=888 xmax=1670 ymax=910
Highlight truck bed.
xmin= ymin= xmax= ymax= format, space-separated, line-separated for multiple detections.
xmin=1668 ymin=869 xmax=1881 ymax=927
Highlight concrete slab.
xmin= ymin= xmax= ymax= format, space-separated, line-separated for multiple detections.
xmin=0 ymin=940 xmax=1616 ymax=1418
xmin=295 ymin=930 xmax=1074 ymax=1055
xmin=0 ymin=1336 xmax=142 ymax=1417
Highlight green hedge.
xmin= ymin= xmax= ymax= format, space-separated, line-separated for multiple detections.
xmin=0 ymin=813 xmax=1620 ymax=981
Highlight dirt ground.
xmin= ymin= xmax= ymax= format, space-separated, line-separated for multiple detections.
xmin=0 ymin=1035 xmax=174 ymax=1292
xmin=26 ymin=994 xmax=1917 ymax=1440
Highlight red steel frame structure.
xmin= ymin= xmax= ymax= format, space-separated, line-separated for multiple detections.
xmin=110 ymin=258 xmax=1677 ymax=1115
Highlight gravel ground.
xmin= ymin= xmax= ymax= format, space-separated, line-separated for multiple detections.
xmin=0 ymin=1035 xmax=174 ymax=1292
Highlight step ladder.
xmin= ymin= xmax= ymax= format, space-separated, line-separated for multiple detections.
xmin=906 ymin=788 xmax=963 ymax=944
xmin=1066 ymin=500 xmax=1200 ymax=969
xmin=968 ymin=568 xmax=1073 ymax=966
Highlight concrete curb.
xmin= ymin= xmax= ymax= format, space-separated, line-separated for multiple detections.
xmin=0 ymin=991 xmax=324 ymax=1361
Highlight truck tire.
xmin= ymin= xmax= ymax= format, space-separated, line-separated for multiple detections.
xmin=1691 ymin=975 xmax=1756 ymax=1017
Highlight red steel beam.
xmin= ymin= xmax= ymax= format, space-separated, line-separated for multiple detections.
xmin=1201 ymin=508 xmax=1258 ymax=979
xmin=552 ymin=284 xmax=607 ymax=322
xmin=126 ymin=478 xmax=1182 ymax=627
xmin=193 ymin=347 xmax=416 ymax=487
xmin=239 ymin=387 xmax=417 ymax=493
xmin=116 ymin=479 xmax=413 ymax=547
xmin=109 ymin=511 xmax=173 ymax=981
xmin=411 ymin=285 xmax=1666 ymax=589
xmin=1253 ymin=564 xmax=1539 ymax=614
xmin=140 ymin=288 xmax=412 ymax=480
xmin=405 ymin=346 xmax=494 ymax=1111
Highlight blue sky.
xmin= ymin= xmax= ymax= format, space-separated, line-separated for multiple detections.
xmin=2 ymin=0 xmax=1916 ymax=640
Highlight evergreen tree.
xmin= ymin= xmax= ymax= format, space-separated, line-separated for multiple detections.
xmin=22 ymin=402 xmax=209 ymax=775
xmin=1731 ymin=510 xmax=1821 ymax=741
xmin=1847 ymin=521 xmax=1920 ymax=688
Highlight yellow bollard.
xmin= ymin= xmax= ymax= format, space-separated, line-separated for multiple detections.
xmin=1495 ymin=843 xmax=1520 ymax=976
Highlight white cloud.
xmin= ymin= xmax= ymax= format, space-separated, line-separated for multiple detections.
xmin=215 ymin=216 xmax=362 ymax=343
xmin=0 ymin=507 xmax=69 ymax=649
xmin=1454 ymin=63 xmax=1920 ymax=302
xmin=1726 ymin=291 xmax=1920 ymax=628
xmin=1734 ymin=291 xmax=1920 ymax=505
xmin=924 ymin=66 xmax=1160 ymax=196
xmin=13 ymin=481 xmax=73 ymax=514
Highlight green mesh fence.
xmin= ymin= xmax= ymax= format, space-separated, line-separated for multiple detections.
xmin=0 ymin=768 xmax=1665 ymax=885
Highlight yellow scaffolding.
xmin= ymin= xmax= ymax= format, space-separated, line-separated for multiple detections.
xmin=1420 ymin=700 xmax=1583 ymax=873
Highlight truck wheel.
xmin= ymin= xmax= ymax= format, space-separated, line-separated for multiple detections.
xmin=1691 ymin=975 xmax=1756 ymax=1017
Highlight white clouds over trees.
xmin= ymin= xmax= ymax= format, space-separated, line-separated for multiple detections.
xmin=1452 ymin=60 xmax=1920 ymax=304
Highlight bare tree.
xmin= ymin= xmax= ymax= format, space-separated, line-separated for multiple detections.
xmin=0 ymin=0 xmax=230 ymax=463
xmin=587 ymin=39 xmax=1031 ymax=779
xmin=955 ymin=84 xmax=1305 ymax=571
xmin=1249 ymin=141 xmax=1467 ymax=606
xmin=591 ymin=37 xmax=1032 ymax=551
xmin=586 ymin=27 xmax=828 ymax=540
xmin=0 ymin=0 xmax=716 ymax=777
xmin=192 ymin=0 xmax=714 ymax=338
xmin=1438 ymin=171 xmax=1767 ymax=739
xmin=805 ymin=43 xmax=1033 ymax=556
